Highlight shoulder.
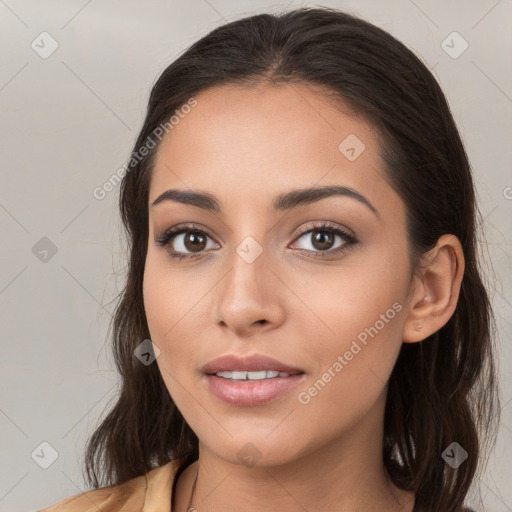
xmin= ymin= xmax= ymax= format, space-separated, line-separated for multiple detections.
xmin=417 ymin=507 xmax=476 ymax=512
xmin=37 ymin=459 xmax=183 ymax=512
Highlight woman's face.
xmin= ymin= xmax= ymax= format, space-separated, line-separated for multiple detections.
xmin=144 ymin=82 xmax=416 ymax=466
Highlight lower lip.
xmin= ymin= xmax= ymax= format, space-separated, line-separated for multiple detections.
xmin=205 ymin=374 xmax=305 ymax=406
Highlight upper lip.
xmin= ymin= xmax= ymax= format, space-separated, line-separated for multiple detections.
xmin=202 ymin=354 xmax=304 ymax=375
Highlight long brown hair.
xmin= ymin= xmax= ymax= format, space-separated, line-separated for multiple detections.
xmin=84 ymin=7 xmax=500 ymax=511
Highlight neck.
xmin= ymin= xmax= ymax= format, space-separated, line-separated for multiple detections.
xmin=174 ymin=393 xmax=415 ymax=511
xmin=188 ymin=449 xmax=411 ymax=511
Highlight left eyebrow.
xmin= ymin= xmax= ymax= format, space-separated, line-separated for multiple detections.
xmin=272 ymin=185 xmax=379 ymax=218
xmin=151 ymin=184 xmax=379 ymax=218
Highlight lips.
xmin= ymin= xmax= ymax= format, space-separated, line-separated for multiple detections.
xmin=201 ymin=353 xmax=306 ymax=406
xmin=201 ymin=353 xmax=304 ymax=375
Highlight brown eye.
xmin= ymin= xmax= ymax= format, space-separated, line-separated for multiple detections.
xmin=291 ymin=223 xmax=358 ymax=258
xmin=182 ymin=231 xmax=207 ymax=252
xmin=310 ymin=231 xmax=335 ymax=251
xmin=156 ymin=222 xmax=357 ymax=261
xmin=156 ymin=225 xmax=220 ymax=259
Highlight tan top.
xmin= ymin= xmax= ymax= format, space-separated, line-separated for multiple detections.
xmin=38 ymin=460 xmax=478 ymax=512
xmin=38 ymin=459 xmax=184 ymax=512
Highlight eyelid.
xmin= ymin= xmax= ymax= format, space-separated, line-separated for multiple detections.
xmin=292 ymin=220 xmax=356 ymax=240
xmin=155 ymin=221 xmax=355 ymax=242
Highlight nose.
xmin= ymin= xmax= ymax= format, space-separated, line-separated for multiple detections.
xmin=213 ymin=240 xmax=285 ymax=338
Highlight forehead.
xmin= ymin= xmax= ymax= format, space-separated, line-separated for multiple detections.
xmin=149 ymin=82 xmax=395 ymax=215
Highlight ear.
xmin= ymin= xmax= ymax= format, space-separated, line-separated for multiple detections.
xmin=402 ymin=234 xmax=465 ymax=343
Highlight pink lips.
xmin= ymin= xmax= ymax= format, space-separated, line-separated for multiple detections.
xmin=201 ymin=353 xmax=304 ymax=375
xmin=202 ymin=353 xmax=306 ymax=406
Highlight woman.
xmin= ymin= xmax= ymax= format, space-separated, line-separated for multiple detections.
xmin=40 ymin=6 xmax=500 ymax=512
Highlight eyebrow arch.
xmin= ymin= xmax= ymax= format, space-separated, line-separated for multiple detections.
xmin=151 ymin=185 xmax=379 ymax=217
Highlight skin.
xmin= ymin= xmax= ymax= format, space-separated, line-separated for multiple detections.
xmin=143 ymin=82 xmax=465 ymax=512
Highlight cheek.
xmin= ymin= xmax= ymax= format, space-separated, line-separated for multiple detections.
xmin=142 ymin=254 xmax=212 ymax=388
xmin=293 ymin=299 xmax=404 ymax=438
xmin=288 ymin=255 xmax=407 ymax=420
xmin=288 ymin=245 xmax=407 ymax=343
xmin=143 ymin=253 xmax=209 ymax=340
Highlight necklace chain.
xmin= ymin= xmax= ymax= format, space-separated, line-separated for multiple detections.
xmin=184 ymin=464 xmax=199 ymax=511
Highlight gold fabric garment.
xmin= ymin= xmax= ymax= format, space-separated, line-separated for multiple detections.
xmin=37 ymin=459 xmax=478 ymax=511
xmin=38 ymin=459 xmax=183 ymax=512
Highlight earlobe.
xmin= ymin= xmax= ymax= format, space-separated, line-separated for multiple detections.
xmin=402 ymin=234 xmax=465 ymax=343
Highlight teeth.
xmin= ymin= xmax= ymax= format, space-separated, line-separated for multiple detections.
xmin=215 ymin=370 xmax=291 ymax=380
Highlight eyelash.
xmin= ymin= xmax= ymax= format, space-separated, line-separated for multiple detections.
xmin=155 ymin=222 xmax=358 ymax=261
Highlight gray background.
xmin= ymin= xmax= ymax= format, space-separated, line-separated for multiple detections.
xmin=0 ymin=1 xmax=510 ymax=511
